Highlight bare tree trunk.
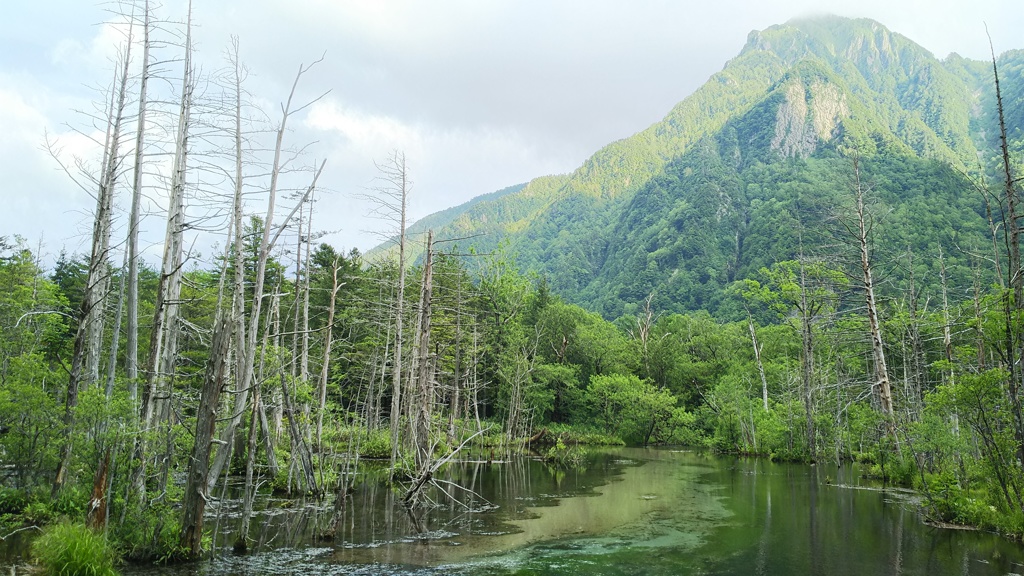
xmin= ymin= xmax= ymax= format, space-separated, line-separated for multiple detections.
xmin=316 ymin=255 xmax=341 ymax=450
xmin=180 ymin=191 xmax=236 ymax=556
xmin=270 ymin=287 xmax=285 ymax=478
xmin=256 ymin=298 xmax=280 ymax=479
xmin=292 ymin=204 xmax=303 ymax=380
xmin=135 ymin=1 xmax=192 ymax=504
xmin=54 ymin=33 xmax=133 ymax=497
xmin=905 ymin=248 xmax=925 ymax=418
xmin=746 ymin=310 xmax=769 ymax=411
xmin=403 ymin=272 xmax=424 ymax=458
xmin=235 ymin=378 xmax=262 ymax=551
xmin=126 ymin=0 xmax=151 ymax=399
xmin=367 ymin=282 xmax=394 ymax=429
xmin=938 ymin=248 xmax=955 ymax=389
xmin=105 ymin=249 xmax=128 ymax=398
xmin=128 ymin=0 xmax=193 ymax=508
xmin=413 ymin=231 xmax=434 ymax=471
xmin=798 ymin=257 xmax=816 ymax=459
xmin=449 ymin=280 xmax=464 ymax=444
xmin=281 ymin=368 xmax=319 ymax=496
xmin=301 ymin=194 xmax=313 ymax=382
xmin=472 ymin=329 xmax=482 ymax=433
xmin=631 ymin=293 xmax=656 ymax=379
xmin=207 ymin=58 xmax=326 ymax=486
xmin=851 ymin=157 xmax=894 ymax=421
xmin=85 ymin=33 xmax=136 ymax=388
xmin=973 ymin=261 xmax=986 ymax=371
xmin=179 ymin=277 xmax=231 ymax=558
xmin=992 ymin=45 xmax=1024 ymax=476
xmin=384 ymin=152 xmax=411 ymax=471
xmin=208 ymin=37 xmax=249 ymax=488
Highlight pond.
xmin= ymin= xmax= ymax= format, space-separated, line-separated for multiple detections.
xmin=11 ymin=448 xmax=1024 ymax=575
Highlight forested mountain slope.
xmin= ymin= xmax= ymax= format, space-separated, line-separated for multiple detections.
xmin=378 ymin=16 xmax=1023 ymax=318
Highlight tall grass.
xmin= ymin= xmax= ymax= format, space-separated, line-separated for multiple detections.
xmin=31 ymin=521 xmax=118 ymax=576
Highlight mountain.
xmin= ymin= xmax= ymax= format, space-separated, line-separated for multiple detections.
xmin=371 ymin=16 xmax=1024 ymax=319
xmin=365 ymin=178 xmax=565 ymax=264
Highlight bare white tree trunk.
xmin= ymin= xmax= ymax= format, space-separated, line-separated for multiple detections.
xmin=54 ymin=31 xmax=133 ymax=497
xmin=126 ymin=0 xmax=151 ymax=400
xmin=105 ymin=249 xmax=129 ymax=398
xmin=851 ymin=157 xmax=893 ymax=419
xmin=179 ymin=216 xmax=233 ymax=558
xmin=746 ymin=312 xmax=769 ymax=411
xmin=380 ymin=151 xmax=410 ymax=470
xmin=797 ymin=255 xmax=816 ymax=458
xmin=301 ymin=194 xmax=313 ymax=382
xmin=134 ymin=0 xmax=193 ymax=502
xmin=991 ymin=42 xmax=1024 ymax=474
xmin=206 ymin=57 xmax=326 ymax=487
xmin=316 ymin=254 xmax=342 ymax=450
xmin=413 ymin=231 xmax=434 ymax=471
xmin=292 ymin=206 xmax=303 ymax=380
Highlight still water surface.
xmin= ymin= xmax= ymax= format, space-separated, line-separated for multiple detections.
xmin=106 ymin=449 xmax=1024 ymax=574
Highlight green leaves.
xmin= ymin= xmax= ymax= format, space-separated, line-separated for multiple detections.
xmin=587 ymin=374 xmax=678 ymax=446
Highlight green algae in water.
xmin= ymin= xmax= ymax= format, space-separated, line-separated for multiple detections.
xmin=445 ymin=450 xmax=732 ymax=575
xmin=113 ymin=449 xmax=1024 ymax=576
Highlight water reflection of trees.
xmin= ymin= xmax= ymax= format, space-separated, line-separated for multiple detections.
xmin=203 ymin=451 xmax=611 ymax=566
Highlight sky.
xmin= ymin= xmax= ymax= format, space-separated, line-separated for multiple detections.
xmin=1 ymin=0 xmax=1021 ymax=270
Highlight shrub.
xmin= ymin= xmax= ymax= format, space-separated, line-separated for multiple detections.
xmin=111 ymin=504 xmax=183 ymax=564
xmin=22 ymin=501 xmax=54 ymax=526
xmin=538 ymin=423 xmax=625 ymax=446
xmin=358 ymin=430 xmax=391 ymax=459
xmin=32 ymin=521 xmax=118 ymax=576
xmin=586 ymin=374 xmax=676 ymax=445
xmin=0 ymin=488 xmax=27 ymax=515
xmin=471 ymin=431 xmax=506 ymax=448
xmin=51 ymin=485 xmax=88 ymax=517
xmin=543 ymin=438 xmax=587 ymax=467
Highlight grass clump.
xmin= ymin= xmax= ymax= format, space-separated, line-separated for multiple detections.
xmin=357 ymin=429 xmax=392 ymax=459
xmin=32 ymin=520 xmax=118 ymax=576
xmin=544 ymin=423 xmax=625 ymax=446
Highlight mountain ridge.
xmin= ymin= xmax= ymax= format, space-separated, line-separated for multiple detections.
xmin=369 ymin=15 xmax=1023 ymax=319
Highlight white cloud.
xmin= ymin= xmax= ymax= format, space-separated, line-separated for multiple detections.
xmin=305 ymin=98 xmax=424 ymax=158
xmin=50 ymin=19 xmax=133 ymax=75
xmin=0 ymin=82 xmax=98 ymax=257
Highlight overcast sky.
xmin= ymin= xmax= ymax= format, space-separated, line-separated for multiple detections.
xmin=1 ymin=0 xmax=1020 ymax=269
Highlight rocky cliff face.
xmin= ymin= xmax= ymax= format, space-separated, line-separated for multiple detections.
xmin=770 ymin=79 xmax=849 ymax=158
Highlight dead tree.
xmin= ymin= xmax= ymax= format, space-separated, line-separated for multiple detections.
xmin=413 ymin=231 xmax=435 ymax=471
xmin=797 ymin=256 xmax=817 ymax=457
xmin=53 ymin=28 xmax=134 ymax=497
xmin=125 ymin=0 xmax=152 ymax=398
xmin=134 ymin=0 xmax=195 ymax=502
xmin=316 ymin=252 xmax=343 ymax=450
xmin=207 ymin=57 xmax=328 ymax=487
xmin=747 ymin=311 xmax=769 ymax=411
xmin=179 ymin=234 xmax=233 ymax=558
xmin=850 ymin=156 xmax=895 ymax=421
xmin=373 ymin=151 xmax=412 ymax=472
xmin=991 ymin=41 xmax=1024 ymax=472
